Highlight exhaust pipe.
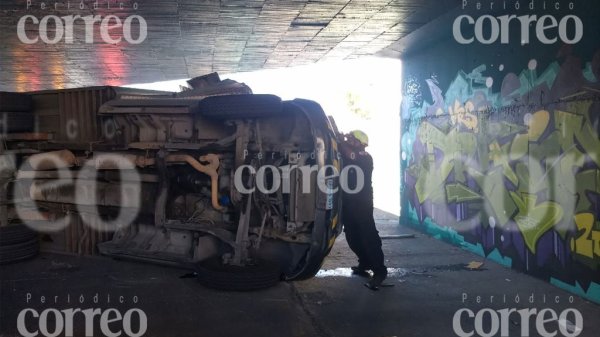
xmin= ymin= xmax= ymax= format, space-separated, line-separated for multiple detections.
xmin=25 ymin=150 xmax=224 ymax=211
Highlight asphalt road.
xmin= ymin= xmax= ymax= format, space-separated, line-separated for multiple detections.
xmin=2 ymin=212 xmax=599 ymax=337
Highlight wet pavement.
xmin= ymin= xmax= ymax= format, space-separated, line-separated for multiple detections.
xmin=2 ymin=211 xmax=600 ymax=337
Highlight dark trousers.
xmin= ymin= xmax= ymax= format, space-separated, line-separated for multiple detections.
xmin=343 ymin=207 xmax=386 ymax=275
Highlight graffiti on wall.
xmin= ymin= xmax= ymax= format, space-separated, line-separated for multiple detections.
xmin=401 ymin=49 xmax=600 ymax=303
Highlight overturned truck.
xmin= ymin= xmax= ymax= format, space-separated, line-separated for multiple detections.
xmin=0 ymin=74 xmax=343 ymax=289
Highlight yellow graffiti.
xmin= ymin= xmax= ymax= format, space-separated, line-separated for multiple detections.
xmin=509 ymin=110 xmax=550 ymax=161
xmin=571 ymin=213 xmax=600 ymax=259
xmin=510 ymin=192 xmax=564 ymax=253
xmin=528 ymin=110 xmax=550 ymax=142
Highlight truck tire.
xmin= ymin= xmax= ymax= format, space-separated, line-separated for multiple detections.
xmin=195 ymin=258 xmax=282 ymax=291
xmin=0 ymin=92 xmax=33 ymax=112
xmin=198 ymin=94 xmax=282 ymax=119
xmin=0 ymin=238 xmax=39 ymax=264
xmin=0 ymin=224 xmax=37 ymax=245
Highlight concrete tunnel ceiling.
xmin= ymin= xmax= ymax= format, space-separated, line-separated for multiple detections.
xmin=0 ymin=0 xmax=459 ymax=91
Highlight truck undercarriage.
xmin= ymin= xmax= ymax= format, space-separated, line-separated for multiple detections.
xmin=0 ymin=74 xmax=342 ymax=288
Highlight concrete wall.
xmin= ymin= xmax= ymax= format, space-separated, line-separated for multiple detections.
xmin=400 ymin=2 xmax=600 ymax=303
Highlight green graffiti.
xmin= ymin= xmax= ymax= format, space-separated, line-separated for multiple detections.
xmin=486 ymin=121 xmax=527 ymax=139
xmin=489 ymin=141 xmax=519 ymax=185
xmin=556 ymin=102 xmax=600 ymax=167
xmin=515 ymin=160 xmax=546 ymax=195
xmin=468 ymin=167 xmax=517 ymax=226
xmin=550 ymin=148 xmax=586 ymax=237
xmin=407 ymin=73 xmax=598 ymax=243
xmin=575 ymin=170 xmax=600 ymax=213
xmin=551 ymin=279 xmax=600 ymax=305
xmin=446 ymin=183 xmax=482 ymax=203
xmin=414 ymin=122 xmax=477 ymax=203
xmin=402 ymin=59 xmax=600 ymax=305
xmin=509 ymin=134 xmax=528 ymax=161
xmin=510 ymin=192 xmax=564 ymax=253
xmin=583 ymin=62 xmax=597 ymax=82
xmin=511 ymin=62 xmax=560 ymax=99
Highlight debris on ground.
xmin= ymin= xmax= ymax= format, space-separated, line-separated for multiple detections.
xmin=464 ymin=261 xmax=484 ymax=270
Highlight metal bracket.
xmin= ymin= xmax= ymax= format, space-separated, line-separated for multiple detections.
xmin=231 ymin=165 xmax=255 ymax=265
xmin=154 ymin=149 xmax=168 ymax=228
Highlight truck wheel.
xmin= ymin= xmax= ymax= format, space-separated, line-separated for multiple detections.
xmin=198 ymin=94 xmax=282 ymax=119
xmin=195 ymin=258 xmax=282 ymax=291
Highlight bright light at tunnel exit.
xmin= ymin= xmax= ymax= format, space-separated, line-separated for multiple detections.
xmin=126 ymin=57 xmax=402 ymax=215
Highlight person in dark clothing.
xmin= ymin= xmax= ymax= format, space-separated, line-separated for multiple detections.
xmin=339 ymin=130 xmax=387 ymax=290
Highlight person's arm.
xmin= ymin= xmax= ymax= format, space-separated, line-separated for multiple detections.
xmin=338 ymin=134 xmax=355 ymax=159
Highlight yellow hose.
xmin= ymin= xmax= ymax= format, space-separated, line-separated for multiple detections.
xmin=166 ymin=154 xmax=223 ymax=211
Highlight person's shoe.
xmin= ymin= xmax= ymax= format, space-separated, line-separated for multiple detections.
xmin=351 ymin=266 xmax=371 ymax=278
xmin=364 ymin=270 xmax=387 ymax=291
xmin=364 ymin=281 xmax=379 ymax=291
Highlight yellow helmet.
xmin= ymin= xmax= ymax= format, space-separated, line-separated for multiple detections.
xmin=349 ymin=130 xmax=369 ymax=146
